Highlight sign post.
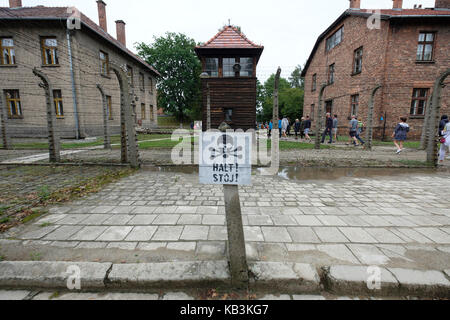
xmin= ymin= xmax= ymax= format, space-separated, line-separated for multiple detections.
xmin=199 ymin=122 xmax=251 ymax=288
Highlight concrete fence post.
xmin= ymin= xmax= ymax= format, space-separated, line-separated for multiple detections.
xmin=32 ymin=68 xmax=61 ymax=163
xmin=271 ymin=67 xmax=281 ymax=173
xmin=420 ymin=94 xmax=433 ymax=150
xmin=111 ymin=63 xmax=140 ymax=168
xmin=96 ymin=84 xmax=111 ymax=149
xmin=427 ymin=69 xmax=450 ymax=166
xmin=0 ymin=92 xmax=12 ymax=150
xmin=365 ymin=85 xmax=382 ymax=151
xmin=314 ymin=84 xmax=328 ymax=150
xmin=219 ymin=122 xmax=249 ymax=289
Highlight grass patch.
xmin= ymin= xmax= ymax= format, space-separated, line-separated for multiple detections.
xmin=395 ymin=160 xmax=434 ymax=167
xmin=265 ymin=140 xmax=335 ymax=150
xmin=40 ymin=222 xmax=52 ymax=228
xmin=49 ymin=292 xmax=60 ymax=300
xmin=0 ymin=217 xmax=10 ymax=224
xmin=38 ymin=185 xmax=51 ymax=202
xmin=21 ymin=209 xmax=47 ymax=224
xmin=30 ymin=252 xmax=42 ymax=261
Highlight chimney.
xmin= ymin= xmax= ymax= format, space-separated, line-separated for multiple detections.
xmin=349 ymin=0 xmax=361 ymax=9
xmin=97 ymin=0 xmax=107 ymax=32
xmin=392 ymin=0 xmax=403 ymax=9
xmin=9 ymin=0 xmax=22 ymax=8
xmin=116 ymin=20 xmax=126 ymax=47
xmin=435 ymin=0 xmax=450 ymax=8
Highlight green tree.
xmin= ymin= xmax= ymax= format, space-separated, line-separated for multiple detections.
xmin=136 ymin=33 xmax=201 ymax=123
xmin=289 ymin=65 xmax=304 ymax=89
xmin=260 ymin=73 xmax=304 ymax=123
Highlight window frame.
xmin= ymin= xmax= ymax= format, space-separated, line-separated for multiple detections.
xmin=139 ymin=73 xmax=145 ymax=91
xmin=410 ymin=88 xmax=429 ymax=117
xmin=0 ymin=37 xmax=16 ymax=66
xmin=141 ymin=103 xmax=146 ymax=120
xmin=205 ymin=57 xmax=219 ymax=77
xmin=416 ymin=31 xmax=436 ymax=62
xmin=239 ymin=57 xmax=253 ymax=77
xmin=41 ymin=37 xmax=59 ymax=66
xmin=326 ymin=26 xmax=344 ymax=52
xmin=350 ymin=94 xmax=359 ymax=117
xmin=328 ymin=64 xmax=335 ymax=85
xmin=353 ymin=47 xmax=363 ymax=75
xmin=224 ymin=108 xmax=233 ymax=123
xmin=4 ymin=89 xmax=23 ymax=119
xmin=312 ymin=73 xmax=317 ymax=92
xmin=53 ymin=90 xmax=64 ymax=118
xmin=126 ymin=65 xmax=134 ymax=86
xmin=99 ymin=50 xmax=109 ymax=76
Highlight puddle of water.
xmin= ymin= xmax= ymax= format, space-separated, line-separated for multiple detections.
xmin=143 ymin=165 xmax=444 ymax=182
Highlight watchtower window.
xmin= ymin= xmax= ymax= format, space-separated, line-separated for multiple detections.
xmin=205 ymin=58 xmax=219 ymax=77
xmin=240 ymin=57 xmax=253 ymax=77
xmin=223 ymin=58 xmax=236 ymax=77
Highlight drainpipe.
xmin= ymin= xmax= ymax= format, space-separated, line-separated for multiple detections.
xmin=66 ymin=29 xmax=81 ymax=139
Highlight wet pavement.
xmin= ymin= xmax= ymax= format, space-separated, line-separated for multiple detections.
xmin=1 ymin=168 xmax=449 ymax=272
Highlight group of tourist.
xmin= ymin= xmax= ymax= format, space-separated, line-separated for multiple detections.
xmin=261 ymin=114 xmax=450 ymax=163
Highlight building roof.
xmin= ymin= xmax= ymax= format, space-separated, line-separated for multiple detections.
xmin=0 ymin=6 xmax=160 ymax=77
xmin=197 ymin=25 xmax=263 ymax=49
xmin=301 ymin=8 xmax=450 ymax=77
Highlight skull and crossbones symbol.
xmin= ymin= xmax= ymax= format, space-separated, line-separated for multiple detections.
xmin=209 ymin=134 xmax=243 ymax=160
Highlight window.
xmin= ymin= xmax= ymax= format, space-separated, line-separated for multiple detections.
xmin=240 ymin=57 xmax=253 ymax=77
xmin=410 ymin=88 xmax=429 ymax=116
xmin=310 ymin=104 xmax=315 ymax=120
xmin=99 ymin=51 xmax=109 ymax=76
xmin=223 ymin=58 xmax=236 ymax=77
xmin=139 ymin=73 xmax=145 ymax=91
xmin=353 ymin=47 xmax=363 ymax=74
xmin=150 ymin=105 xmax=154 ymax=121
xmin=0 ymin=38 xmax=16 ymax=65
xmin=53 ymin=90 xmax=64 ymax=118
xmin=41 ymin=37 xmax=59 ymax=65
xmin=205 ymin=58 xmax=219 ymax=77
xmin=325 ymin=100 xmax=333 ymax=114
xmin=141 ymin=103 xmax=146 ymax=120
xmin=416 ymin=32 xmax=435 ymax=61
xmin=326 ymin=26 xmax=344 ymax=52
xmin=312 ymin=74 xmax=317 ymax=92
xmin=351 ymin=94 xmax=359 ymax=116
xmin=5 ymin=90 xmax=22 ymax=118
xmin=224 ymin=108 xmax=233 ymax=122
xmin=328 ymin=64 xmax=335 ymax=84
xmin=149 ymin=77 xmax=154 ymax=94
xmin=106 ymin=96 xmax=113 ymax=120
xmin=127 ymin=65 xmax=134 ymax=86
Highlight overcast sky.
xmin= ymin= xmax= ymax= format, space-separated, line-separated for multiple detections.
xmin=1 ymin=0 xmax=436 ymax=82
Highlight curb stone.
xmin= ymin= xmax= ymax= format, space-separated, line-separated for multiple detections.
xmin=325 ymin=265 xmax=399 ymax=297
xmin=0 ymin=261 xmax=449 ymax=298
xmin=248 ymin=262 xmax=322 ymax=293
xmin=107 ymin=261 xmax=231 ymax=289
xmin=388 ymin=268 xmax=450 ymax=298
xmin=0 ymin=261 xmax=112 ymax=289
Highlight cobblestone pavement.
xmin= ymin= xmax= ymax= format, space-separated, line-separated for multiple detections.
xmin=1 ymin=169 xmax=449 ymax=271
xmin=0 ymin=289 xmax=416 ymax=301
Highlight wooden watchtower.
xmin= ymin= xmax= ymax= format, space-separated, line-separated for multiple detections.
xmin=195 ymin=26 xmax=264 ymax=131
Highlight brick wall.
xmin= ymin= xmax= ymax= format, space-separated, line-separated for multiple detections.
xmin=303 ymin=14 xmax=450 ymax=140
xmin=0 ymin=21 xmax=158 ymax=138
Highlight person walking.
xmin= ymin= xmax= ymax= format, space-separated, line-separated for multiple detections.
xmin=281 ymin=116 xmax=289 ymax=139
xmin=287 ymin=118 xmax=292 ymax=137
xmin=392 ymin=117 xmax=410 ymax=154
xmin=300 ymin=117 xmax=306 ymax=140
xmin=304 ymin=116 xmax=312 ymax=143
xmin=321 ymin=113 xmax=333 ymax=144
xmin=355 ymin=117 xmax=365 ymax=146
xmin=332 ymin=115 xmax=338 ymax=143
xmin=439 ymin=116 xmax=450 ymax=163
xmin=278 ymin=117 xmax=282 ymax=138
xmin=268 ymin=120 xmax=273 ymax=138
xmin=294 ymin=119 xmax=301 ymax=140
xmin=347 ymin=115 xmax=360 ymax=146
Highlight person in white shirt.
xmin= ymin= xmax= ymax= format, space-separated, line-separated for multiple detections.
xmin=439 ymin=121 xmax=450 ymax=164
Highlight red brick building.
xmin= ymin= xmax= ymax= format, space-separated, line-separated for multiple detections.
xmin=301 ymin=0 xmax=450 ymax=139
